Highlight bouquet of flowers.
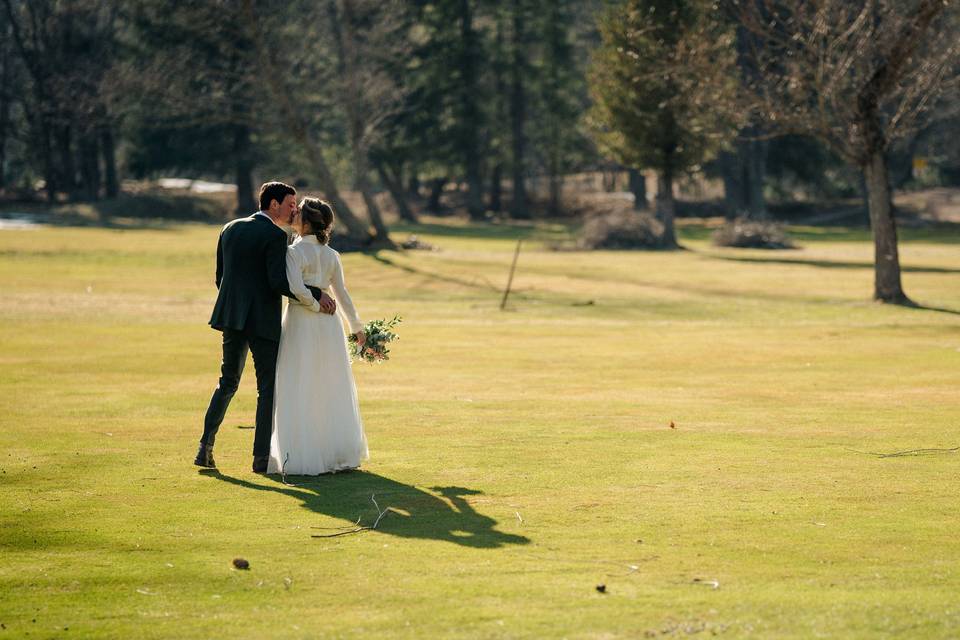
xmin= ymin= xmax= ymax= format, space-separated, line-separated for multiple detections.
xmin=349 ymin=315 xmax=402 ymax=363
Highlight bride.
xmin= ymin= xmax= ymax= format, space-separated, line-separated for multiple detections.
xmin=268 ymin=197 xmax=368 ymax=475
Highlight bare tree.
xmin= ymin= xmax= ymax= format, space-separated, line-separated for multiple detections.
xmin=731 ymin=0 xmax=959 ymax=304
xmin=327 ymin=0 xmax=412 ymax=246
xmin=236 ymin=0 xmax=375 ymax=242
xmin=239 ymin=0 xmax=412 ymax=245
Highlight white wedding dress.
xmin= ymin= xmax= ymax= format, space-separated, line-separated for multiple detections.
xmin=267 ymin=235 xmax=368 ymax=475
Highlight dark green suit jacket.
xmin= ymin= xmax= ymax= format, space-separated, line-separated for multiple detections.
xmin=209 ymin=213 xmax=293 ymax=342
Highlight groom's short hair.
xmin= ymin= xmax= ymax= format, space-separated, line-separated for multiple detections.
xmin=258 ymin=182 xmax=296 ymax=211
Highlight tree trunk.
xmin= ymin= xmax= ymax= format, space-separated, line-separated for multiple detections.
xmin=78 ymin=132 xmax=100 ymax=202
xmin=56 ymin=124 xmax=79 ymax=201
xmin=335 ymin=0 xmax=391 ymax=246
xmin=274 ymin=101 xmax=366 ymax=235
xmin=407 ymin=169 xmax=420 ymax=198
xmin=101 ymin=127 xmax=119 ymax=198
xmin=233 ymin=123 xmax=254 ymax=215
xmin=628 ymin=168 xmax=647 ymax=210
xmin=241 ymin=0 xmax=370 ymax=243
xmin=849 ymin=0 xmax=943 ymax=294
xmin=0 ymin=37 xmax=8 ymax=190
xmin=857 ymin=172 xmax=871 ymax=227
xmin=358 ymin=177 xmax=390 ymax=242
xmin=39 ymin=121 xmax=57 ymax=202
xmin=721 ymin=131 xmax=767 ymax=220
xmin=489 ymin=163 xmax=502 ymax=212
xmin=490 ymin=7 xmax=507 ymax=215
xmin=375 ymin=160 xmax=418 ymax=223
xmin=655 ymin=168 xmax=679 ymax=248
xmin=548 ymin=173 xmax=562 ymax=216
xmin=353 ymin=154 xmax=391 ymax=243
xmin=744 ymin=135 xmax=767 ymax=218
xmin=720 ymin=150 xmax=745 ymax=220
xmin=543 ymin=0 xmax=567 ymax=218
xmin=731 ymin=24 xmax=768 ymax=220
xmin=863 ymin=149 xmax=910 ymax=304
xmin=508 ymin=0 xmax=528 ymax=219
xmin=427 ymin=177 xmax=447 ymax=213
xmin=459 ymin=0 xmax=484 ymax=220
xmin=0 ymin=104 xmax=6 ymax=189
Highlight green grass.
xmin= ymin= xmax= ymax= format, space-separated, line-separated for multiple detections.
xmin=1 ymin=217 xmax=959 ymax=638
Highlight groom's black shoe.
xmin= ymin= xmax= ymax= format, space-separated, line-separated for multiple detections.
xmin=252 ymin=456 xmax=269 ymax=474
xmin=194 ymin=443 xmax=216 ymax=468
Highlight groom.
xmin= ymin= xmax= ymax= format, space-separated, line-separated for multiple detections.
xmin=194 ymin=181 xmax=336 ymax=473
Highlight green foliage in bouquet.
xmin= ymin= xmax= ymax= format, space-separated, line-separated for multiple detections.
xmin=349 ymin=315 xmax=402 ymax=363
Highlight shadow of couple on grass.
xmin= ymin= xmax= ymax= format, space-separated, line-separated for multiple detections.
xmin=200 ymin=469 xmax=529 ymax=549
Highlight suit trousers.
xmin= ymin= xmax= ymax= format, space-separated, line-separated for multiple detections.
xmin=200 ymin=328 xmax=279 ymax=457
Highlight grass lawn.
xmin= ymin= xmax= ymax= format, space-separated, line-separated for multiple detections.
xmin=1 ymin=217 xmax=958 ymax=638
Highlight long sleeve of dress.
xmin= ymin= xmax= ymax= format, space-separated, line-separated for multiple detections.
xmin=330 ymin=252 xmax=363 ymax=334
xmin=285 ymin=246 xmax=321 ymax=312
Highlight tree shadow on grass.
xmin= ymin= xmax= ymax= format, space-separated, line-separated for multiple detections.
xmin=391 ymin=221 xmax=547 ymax=242
xmin=1 ymin=193 xmax=227 ymax=230
xmin=370 ymin=252 xmax=502 ymax=293
xmin=200 ymin=469 xmax=529 ymax=549
xmin=712 ymin=255 xmax=960 ymax=274
xmin=900 ymin=301 xmax=960 ymax=316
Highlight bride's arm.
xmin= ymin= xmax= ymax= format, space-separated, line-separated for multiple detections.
xmin=285 ymin=246 xmax=321 ymax=312
xmin=330 ymin=252 xmax=363 ymax=334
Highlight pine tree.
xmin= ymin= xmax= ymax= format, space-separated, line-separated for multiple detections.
xmin=588 ymin=0 xmax=740 ymax=247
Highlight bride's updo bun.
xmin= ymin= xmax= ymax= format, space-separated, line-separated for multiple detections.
xmin=299 ymin=197 xmax=335 ymax=244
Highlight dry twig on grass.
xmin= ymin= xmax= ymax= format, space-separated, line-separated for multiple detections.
xmin=500 ymin=240 xmax=523 ymax=311
xmin=311 ymin=495 xmax=395 ymax=539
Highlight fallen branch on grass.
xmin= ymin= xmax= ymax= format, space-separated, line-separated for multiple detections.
xmin=500 ymin=239 xmax=523 ymax=311
xmin=846 ymin=446 xmax=959 ymax=458
xmin=311 ymin=495 xmax=395 ymax=539
xmin=311 ymin=516 xmax=362 ymax=530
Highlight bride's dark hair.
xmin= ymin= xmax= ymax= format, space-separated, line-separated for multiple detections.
xmin=299 ymin=197 xmax=335 ymax=244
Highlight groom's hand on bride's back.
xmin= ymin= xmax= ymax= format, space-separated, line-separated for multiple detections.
xmin=318 ymin=292 xmax=336 ymax=314
xmin=307 ymin=286 xmax=337 ymax=315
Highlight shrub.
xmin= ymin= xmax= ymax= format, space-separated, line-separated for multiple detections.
xmin=399 ymin=235 xmax=437 ymax=251
xmin=712 ymin=218 xmax=796 ymax=249
xmin=578 ymin=210 xmax=667 ymax=250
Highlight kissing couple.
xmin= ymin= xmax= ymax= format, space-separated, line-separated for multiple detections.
xmin=194 ymin=181 xmax=368 ymax=476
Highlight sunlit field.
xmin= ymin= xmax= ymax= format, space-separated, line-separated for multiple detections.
xmin=1 ymin=218 xmax=959 ymax=638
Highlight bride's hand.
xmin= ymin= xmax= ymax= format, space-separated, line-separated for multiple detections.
xmin=354 ymin=331 xmax=366 ymax=348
